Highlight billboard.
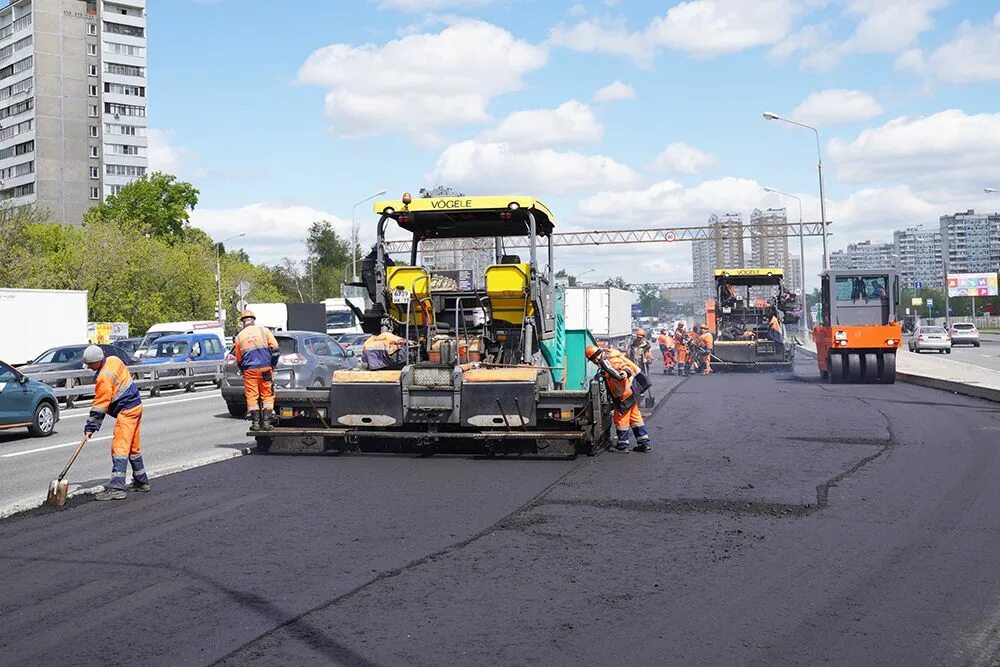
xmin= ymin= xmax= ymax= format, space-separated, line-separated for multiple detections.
xmin=947 ymin=272 xmax=999 ymax=298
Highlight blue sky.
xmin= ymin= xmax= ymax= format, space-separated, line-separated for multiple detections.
xmin=148 ymin=0 xmax=1000 ymax=286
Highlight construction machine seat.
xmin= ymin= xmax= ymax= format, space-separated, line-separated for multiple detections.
xmin=386 ymin=265 xmax=434 ymax=326
xmin=485 ymin=263 xmax=533 ymax=325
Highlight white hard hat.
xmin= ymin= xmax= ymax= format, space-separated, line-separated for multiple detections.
xmin=82 ymin=345 xmax=105 ymax=364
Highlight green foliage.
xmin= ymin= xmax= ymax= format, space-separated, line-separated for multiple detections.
xmin=84 ymin=172 xmax=199 ymax=243
xmin=554 ymin=269 xmax=577 ymax=287
xmin=604 ymin=276 xmax=630 ymax=290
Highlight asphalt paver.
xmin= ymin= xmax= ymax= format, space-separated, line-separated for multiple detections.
xmin=3 ymin=360 xmax=1000 ymax=665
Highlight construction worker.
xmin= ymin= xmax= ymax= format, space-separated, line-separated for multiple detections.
xmin=656 ymin=329 xmax=675 ymax=375
xmin=233 ymin=309 xmax=280 ymax=431
xmin=585 ymin=345 xmax=651 ymax=453
xmin=698 ymin=325 xmax=714 ymax=375
xmin=629 ymin=328 xmax=652 ymax=374
xmin=362 ymin=330 xmax=409 ymax=370
xmin=673 ymin=322 xmax=689 ymax=376
xmin=768 ymin=308 xmax=784 ymax=345
xmin=82 ymin=345 xmax=148 ymax=501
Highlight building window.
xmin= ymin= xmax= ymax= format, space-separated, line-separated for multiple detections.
xmin=104 ymin=102 xmax=145 ymax=117
xmin=104 ymin=42 xmax=145 ymax=57
xmin=103 ymin=22 xmax=144 ymax=38
xmin=89 ymin=125 xmax=98 ymax=137
xmin=88 ymin=64 xmax=98 ymax=76
xmin=107 ymin=144 xmax=146 ymax=156
xmin=105 ymin=164 xmax=146 ymax=177
xmin=89 ymin=146 xmax=99 ymax=158
xmin=88 ymin=43 xmax=98 ymax=56
xmin=106 ymin=63 xmax=144 ymax=77
xmin=88 ymin=85 xmax=98 ymax=97
xmin=90 ymin=166 xmax=100 ymax=179
xmin=90 ymin=187 xmax=100 ymax=200
xmin=88 ymin=23 xmax=97 ymax=35
xmin=89 ymin=104 xmax=99 ymax=117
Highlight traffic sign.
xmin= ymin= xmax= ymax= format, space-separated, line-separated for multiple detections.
xmin=234 ymin=280 xmax=251 ymax=300
xmin=913 ymin=281 xmax=922 ymax=289
xmin=664 ymin=230 xmax=676 ymax=242
xmin=237 ymin=298 xmax=248 ymax=312
xmin=926 ymin=298 xmax=934 ymax=307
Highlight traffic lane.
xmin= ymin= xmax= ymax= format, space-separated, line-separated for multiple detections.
xmin=901 ymin=340 xmax=1000 ymax=373
xmin=217 ymin=358 xmax=1000 ymax=665
xmin=0 ymin=451 xmax=582 ymax=665
xmin=0 ymin=389 xmax=249 ymax=516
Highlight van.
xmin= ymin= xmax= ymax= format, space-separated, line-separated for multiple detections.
xmin=136 ymin=321 xmax=224 ymax=358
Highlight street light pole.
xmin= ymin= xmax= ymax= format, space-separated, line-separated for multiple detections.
xmin=215 ymin=233 xmax=246 ymax=322
xmin=765 ymin=187 xmax=808 ymax=332
xmin=763 ymin=112 xmax=829 ymax=269
xmin=351 ymin=189 xmax=388 ymax=281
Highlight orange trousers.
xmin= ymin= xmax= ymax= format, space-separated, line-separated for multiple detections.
xmin=243 ymin=367 xmax=274 ymax=412
xmin=701 ymin=354 xmax=712 ymax=374
xmin=613 ymin=402 xmax=644 ymax=429
xmin=111 ymin=405 xmax=143 ymax=457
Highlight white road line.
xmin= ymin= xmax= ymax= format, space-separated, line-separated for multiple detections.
xmin=59 ymin=394 xmax=221 ymax=420
xmin=1 ymin=435 xmax=112 ymax=458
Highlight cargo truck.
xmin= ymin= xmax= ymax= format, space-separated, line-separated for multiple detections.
xmin=564 ymin=286 xmax=635 ymax=347
xmin=0 ymin=289 xmax=88 ymax=365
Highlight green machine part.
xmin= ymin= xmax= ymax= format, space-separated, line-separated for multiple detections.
xmin=564 ymin=329 xmax=599 ymax=390
xmin=540 ymin=286 xmax=566 ymax=387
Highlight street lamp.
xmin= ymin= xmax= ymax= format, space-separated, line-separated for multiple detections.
xmin=351 ymin=189 xmax=388 ymax=281
xmin=763 ymin=112 xmax=829 ymax=269
xmin=764 ymin=186 xmax=809 ymax=331
xmin=215 ymin=233 xmax=246 ymax=322
xmin=577 ymin=268 xmax=595 ymax=284
xmin=985 ymin=188 xmax=998 ymax=193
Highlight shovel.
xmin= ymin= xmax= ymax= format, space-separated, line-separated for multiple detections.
xmin=45 ymin=434 xmax=91 ymax=507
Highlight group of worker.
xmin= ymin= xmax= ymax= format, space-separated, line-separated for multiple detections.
xmin=652 ymin=323 xmax=714 ymax=377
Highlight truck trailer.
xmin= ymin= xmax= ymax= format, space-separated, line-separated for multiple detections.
xmin=0 ymin=289 xmax=88 ymax=365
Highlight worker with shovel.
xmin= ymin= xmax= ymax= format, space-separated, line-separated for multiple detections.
xmin=82 ymin=345 xmax=148 ymax=501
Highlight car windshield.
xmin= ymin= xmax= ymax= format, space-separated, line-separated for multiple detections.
xmin=326 ymin=310 xmax=355 ymax=328
xmin=141 ymin=331 xmax=182 ymax=348
xmin=152 ymin=340 xmax=189 ymax=357
xmin=922 ymin=327 xmax=946 ymax=334
xmin=276 ymin=337 xmax=297 ymax=355
xmin=952 ymin=324 xmax=975 ymax=330
xmin=33 ymin=347 xmax=85 ymax=364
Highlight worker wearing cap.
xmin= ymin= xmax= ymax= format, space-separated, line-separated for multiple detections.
xmin=585 ymin=345 xmax=651 ymax=453
xmin=656 ymin=328 xmax=675 ymax=375
xmin=83 ymin=345 xmax=147 ymax=501
xmin=233 ymin=309 xmax=279 ymax=431
xmin=698 ymin=325 xmax=714 ymax=375
xmin=673 ymin=323 xmax=689 ymax=376
xmin=629 ymin=328 xmax=652 ymax=371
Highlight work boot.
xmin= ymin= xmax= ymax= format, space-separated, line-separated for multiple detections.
xmin=632 ymin=443 xmax=652 ymax=453
xmin=95 ymin=489 xmax=127 ymax=501
xmin=129 ymin=481 xmax=151 ymax=493
xmin=248 ymin=410 xmax=262 ymax=431
xmin=262 ymin=409 xmax=275 ymax=431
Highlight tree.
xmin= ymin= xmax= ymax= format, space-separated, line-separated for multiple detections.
xmin=307 ymin=221 xmax=350 ymax=269
xmin=555 ymin=269 xmax=577 ymax=287
xmin=604 ymin=276 xmax=630 ymax=290
xmin=634 ymin=283 xmax=663 ymax=317
xmin=84 ymin=172 xmax=199 ymax=242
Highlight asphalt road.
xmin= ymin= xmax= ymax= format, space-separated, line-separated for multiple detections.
xmin=3 ymin=359 xmax=1000 ymax=665
xmin=0 ymin=387 xmax=249 ymax=516
xmin=914 ymin=333 xmax=1000 ymax=372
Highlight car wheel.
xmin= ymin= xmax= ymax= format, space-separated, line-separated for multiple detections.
xmin=29 ymin=401 xmax=57 ymax=437
xmin=226 ymin=401 xmax=245 ymax=418
xmin=312 ymin=379 xmax=325 ymax=388
xmin=945 ymin=349 xmax=951 ymax=354
xmin=974 ymin=342 xmax=980 ymax=347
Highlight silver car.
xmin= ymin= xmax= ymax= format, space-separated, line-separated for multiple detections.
xmin=948 ymin=322 xmax=981 ymax=347
xmin=908 ymin=326 xmax=952 ymax=354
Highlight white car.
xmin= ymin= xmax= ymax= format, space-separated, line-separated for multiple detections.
xmin=908 ymin=326 xmax=951 ymax=354
xmin=948 ymin=322 xmax=981 ymax=347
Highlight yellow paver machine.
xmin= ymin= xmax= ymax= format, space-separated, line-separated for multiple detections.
xmin=254 ymin=194 xmax=612 ymax=457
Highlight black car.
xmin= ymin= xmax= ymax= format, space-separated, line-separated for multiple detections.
xmin=18 ymin=344 xmax=139 ymax=398
xmin=221 ymin=331 xmax=358 ymax=417
xmin=114 ymin=338 xmax=143 ymax=356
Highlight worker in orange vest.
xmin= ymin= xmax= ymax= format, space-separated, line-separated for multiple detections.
xmin=362 ymin=330 xmax=409 ymax=370
xmin=698 ymin=325 xmax=714 ymax=375
xmin=656 ymin=329 xmax=675 ymax=375
xmin=233 ymin=309 xmax=280 ymax=431
xmin=585 ymin=345 xmax=651 ymax=453
xmin=83 ymin=345 xmax=148 ymax=501
xmin=673 ymin=323 xmax=689 ymax=376
xmin=768 ymin=308 xmax=784 ymax=345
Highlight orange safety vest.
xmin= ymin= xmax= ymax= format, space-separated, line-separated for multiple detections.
xmin=657 ymin=334 xmax=672 ymax=348
xmin=769 ymin=316 xmax=781 ymax=333
xmin=91 ymin=355 xmax=141 ymax=419
xmin=234 ymin=325 xmax=278 ymax=370
xmin=598 ymin=348 xmax=640 ymax=400
xmin=700 ymin=331 xmax=714 ymax=349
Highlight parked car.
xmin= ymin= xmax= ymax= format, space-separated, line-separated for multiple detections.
xmin=115 ymin=337 xmax=143 ymax=356
xmin=140 ymin=333 xmax=226 ymax=390
xmin=0 ymin=361 xmax=59 ymax=437
xmin=341 ymin=333 xmax=372 ymax=357
xmin=908 ymin=326 xmax=952 ymax=353
xmin=18 ymin=344 xmax=138 ymax=401
xmin=221 ymin=331 xmax=358 ymax=417
xmin=948 ymin=322 xmax=980 ymax=347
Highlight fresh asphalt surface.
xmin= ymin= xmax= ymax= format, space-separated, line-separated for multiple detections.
xmin=3 ymin=357 xmax=1000 ymax=665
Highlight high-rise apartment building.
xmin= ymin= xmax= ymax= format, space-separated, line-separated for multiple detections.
xmin=749 ymin=207 xmax=789 ymax=272
xmin=0 ymin=0 xmax=147 ymax=225
xmin=830 ymin=240 xmax=897 ymax=271
xmin=691 ymin=239 xmax=716 ymax=300
xmin=939 ymin=210 xmax=1000 ymax=275
xmin=787 ymin=254 xmax=802 ymax=294
xmin=691 ymin=213 xmax=745 ymax=299
xmin=894 ymin=226 xmax=943 ymax=289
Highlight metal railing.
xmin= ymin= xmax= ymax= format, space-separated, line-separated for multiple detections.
xmin=25 ymin=360 xmax=225 ymax=408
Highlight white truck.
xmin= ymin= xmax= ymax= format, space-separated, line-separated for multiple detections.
xmin=0 ymin=288 xmax=89 ymax=365
xmin=324 ymin=297 xmax=363 ymax=337
xmin=564 ymin=286 xmax=636 ymax=345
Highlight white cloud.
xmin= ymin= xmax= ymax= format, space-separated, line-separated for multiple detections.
xmin=190 ymin=203 xmax=351 ymax=265
xmin=828 ymin=110 xmax=1000 ymax=188
xmin=593 ymin=80 xmax=635 ymax=102
xmin=840 ymin=0 xmax=950 ymax=55
xmin=550 ymin=0 xmax=799 ymax=63
xmin=894 ymin=11 xmax=1000 ymax=84
xmin=297 ymin=20 xmax=547 ymax=138
xmin=479 ymin=100 xmax=603 ymax=149
xmin=651 ymin=142 xmax=718 ymax=174
xmin=791 ymin=89 xmax=883 ymax=127
xmin=429 ymin=140 xmax=639 ymax=196
xmin=147 ymin=129 xmax=189 ymax=175
xmin=376 ymin=0 xmax=492 ymax=10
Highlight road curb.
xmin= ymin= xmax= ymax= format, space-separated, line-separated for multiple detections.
xmin=796 ymin=344 xmax=1000 ymax=405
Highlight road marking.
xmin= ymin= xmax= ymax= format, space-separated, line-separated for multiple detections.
xmin=59 ymin=393 xmax=220 ymax=420
xmin=1 ymin=435 xmax=112 ymax=458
